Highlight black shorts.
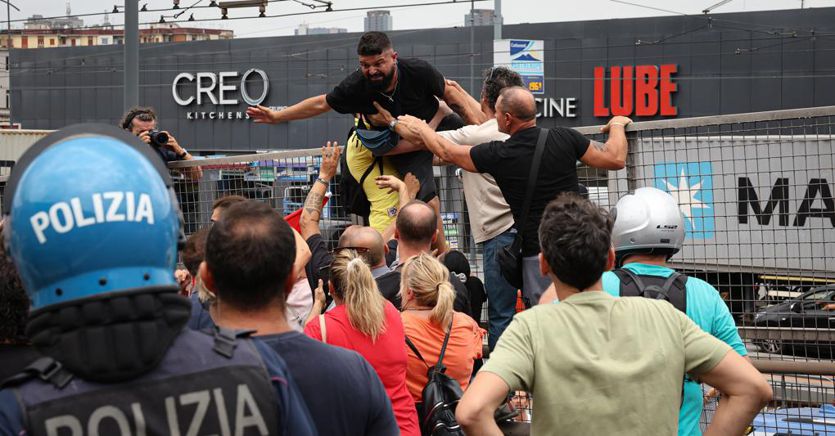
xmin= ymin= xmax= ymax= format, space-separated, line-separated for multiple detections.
xmin=388 ymin=150 xmax=437 ymax=202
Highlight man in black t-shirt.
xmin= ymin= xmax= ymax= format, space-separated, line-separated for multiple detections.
xmin=394 ymin=86 xmax=632 ymax=305
xmin=248 ymin=32 xmax=457 ymax=251
xmin=374 ymin=201 xmax=473 ymax=318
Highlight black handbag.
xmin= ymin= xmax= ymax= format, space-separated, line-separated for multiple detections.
xmin=497 ymin=128 xmax=549 ymax=289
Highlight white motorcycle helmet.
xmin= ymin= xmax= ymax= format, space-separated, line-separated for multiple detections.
xmin=611 ymin=187 xmax=685 ymax=267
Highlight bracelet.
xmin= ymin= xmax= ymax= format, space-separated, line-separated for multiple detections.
xmin=315 ymin=177 xmax=329 ymax=186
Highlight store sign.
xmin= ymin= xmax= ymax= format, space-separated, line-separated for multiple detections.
xmin=593 ymin=64 xmax=678 ymax=117
xmin=494 ymin=39 xmax=545 ymax=94
xmin=171 ymin=69 xmax=271 ymax=120
xmin=536 ymin=97 xmax=578 ymax=118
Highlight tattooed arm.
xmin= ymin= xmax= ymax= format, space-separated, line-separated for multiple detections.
xmin=300 ymin=141 xmax=341 ymax=240
xmin=579 ymin=115 xmax=632 ymax=170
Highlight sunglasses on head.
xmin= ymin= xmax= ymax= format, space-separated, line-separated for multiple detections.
xmin=317 ymin=246 xmax=371 ymax=280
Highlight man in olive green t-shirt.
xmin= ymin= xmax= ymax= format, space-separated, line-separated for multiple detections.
xmin=456 ymin=193 xmax=772 ymax=436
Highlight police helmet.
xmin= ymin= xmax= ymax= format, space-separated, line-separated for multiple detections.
xmin=3 ymin=124 xmax=183 ymax=310
xmin=611 ymin=187 xmax=685 ymax=266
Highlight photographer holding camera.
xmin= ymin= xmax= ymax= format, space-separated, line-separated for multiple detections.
xmin=120 ymin=106 xmax=201 ymax=180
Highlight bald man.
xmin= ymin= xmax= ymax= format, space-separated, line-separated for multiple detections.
xmin=395 ymin=86 xmax=632 ymax=305
xmin=338 ymin=225 xmax=391 ymax=278
xmin=374 ymin=200 xmax=474 ymax=318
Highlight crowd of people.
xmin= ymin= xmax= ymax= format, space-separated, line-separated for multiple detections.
xmin=0 ymin=30 xmax=774 ymax=436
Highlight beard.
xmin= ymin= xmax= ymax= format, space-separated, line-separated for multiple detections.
xmin=365 ymin=67 xmax=395 ymax=91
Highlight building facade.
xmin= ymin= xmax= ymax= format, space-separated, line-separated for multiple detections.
xmin=0 ymin=23 xmax=233 ymax=49
xmin=464 ymin=9 xmax=496 ymax=27
xmin=295 ymin=24 xmax=348 ymax=36
xmin=8 ymin=8 xmax=835 ymax=152
xmin=364 ymin=10 xmax=393 ymax=32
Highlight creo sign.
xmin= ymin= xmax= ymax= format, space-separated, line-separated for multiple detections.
xmin=593 ymin=64 xmax=678 ymax=117
xmin=171 ymin=69 xmax=270 ymax=120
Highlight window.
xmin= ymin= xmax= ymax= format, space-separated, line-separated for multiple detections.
xmin=21 ymin=37 xmax=27 ymax=48
xmin=50 ymin=38 xmax=55 ymax=46
xmin=88 ymin=36 xmax=94 ymax=46
xmin=37 ymin=36 xmax=44 ymax=48
xmin=101 ymin=37 xmax=109 ymax=45
xmin=71 ymin=39 xmax=76 ymax=46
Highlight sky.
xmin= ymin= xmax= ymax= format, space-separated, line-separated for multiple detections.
xmin=5 ymin=0 xmax=835 ymax=38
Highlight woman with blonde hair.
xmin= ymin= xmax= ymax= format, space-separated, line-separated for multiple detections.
xmin=305 ymin=248 xmax=419 ymax=436
xmin=400 ymin=253 xmax=485 ymax=405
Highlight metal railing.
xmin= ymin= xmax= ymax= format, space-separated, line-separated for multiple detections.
xmin=0 ymin=106 xmax=832 ymax=431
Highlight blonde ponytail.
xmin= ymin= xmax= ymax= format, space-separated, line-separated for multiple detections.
xmin=400 ymin=253 xmax=456 ymax=329
xmin=330 ymin=251 xmax=387 ymax=341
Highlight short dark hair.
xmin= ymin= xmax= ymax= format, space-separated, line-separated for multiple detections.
xmin=119 ymin=106 xmax=157 ymax=130
xmin=396 ymin=200 xmax=437 ymax=245
xmin=357 ymin=31 xmax=392 ymax=56
xmin=0 ymin=224 xmax=29 ymax=344
xmin=539 ymin=193 xmax=614 ymax=290
xmin=212 ymin=195 xmax=247 ymax=212
xmin=498 ymin=86 xmax=537 ymax=121
xmin=182 ymin=226 xmax=211 ymax=277
xmin=481 ymin=67 xmax=524 ymax=112
xmin=205 ymin=200 xmax=296 ymax=311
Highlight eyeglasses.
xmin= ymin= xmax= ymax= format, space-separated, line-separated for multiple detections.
xmin=331 ymin=246 xmax=370 ymax=254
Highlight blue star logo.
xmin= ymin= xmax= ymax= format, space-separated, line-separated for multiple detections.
xmin=654 ymin=162 xmax=715 ymax=239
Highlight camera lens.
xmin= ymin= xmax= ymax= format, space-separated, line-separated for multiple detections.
xmin=149 ymin=130 xmax=169 ymax=147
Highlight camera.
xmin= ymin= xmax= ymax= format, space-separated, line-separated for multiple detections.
xmin=148 ymin=130 xmax=169 ymax=148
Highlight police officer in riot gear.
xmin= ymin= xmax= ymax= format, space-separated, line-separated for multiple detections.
xmin=0 ymin=124 xmax=316 ymax=436
xmin=603 ymin=187 xmax=748 ymax=436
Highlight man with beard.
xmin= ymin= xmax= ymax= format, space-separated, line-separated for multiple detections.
xmin=247 ymin=31 xmax=459 ymax=249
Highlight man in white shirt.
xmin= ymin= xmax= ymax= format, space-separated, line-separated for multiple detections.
xmin=373 ymin=66 xmax=524 ymax=349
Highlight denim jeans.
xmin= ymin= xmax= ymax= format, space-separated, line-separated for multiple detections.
xmin=481 ymin=228 xmax=519 ymax=351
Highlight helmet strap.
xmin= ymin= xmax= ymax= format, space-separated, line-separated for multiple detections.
xmin=25 ymin=287 xmax=190 ymax=383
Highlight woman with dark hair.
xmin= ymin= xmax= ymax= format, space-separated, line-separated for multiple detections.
xmin=442 ymin=250 xmax=487 ymax=321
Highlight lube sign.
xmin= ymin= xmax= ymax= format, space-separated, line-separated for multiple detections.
xmin=593 ymin=64 xmax=678 ymax=117
xmin=172 ymin=69 xmax=269 ymax=120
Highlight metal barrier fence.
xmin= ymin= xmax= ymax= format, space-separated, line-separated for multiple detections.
xmin=0 ymin=106 xmax=830 ymax=432
xmin=167 ymin=106 xmax=835 ymax=432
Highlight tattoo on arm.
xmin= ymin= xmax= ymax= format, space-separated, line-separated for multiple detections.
xmin=303 ymin=190 xmax=324 ymax=220
xmin=591 ymin=140 xmax=608 ymax=153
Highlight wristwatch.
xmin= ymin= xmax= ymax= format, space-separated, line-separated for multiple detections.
xmin=177 ymin=150 xmax=188 ymax=160
xmin=388 ymin=119 xmax=399 ymax=131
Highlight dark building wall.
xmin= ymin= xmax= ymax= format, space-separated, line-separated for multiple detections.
xmin=10 ymin=7 xmax=835 ymax=152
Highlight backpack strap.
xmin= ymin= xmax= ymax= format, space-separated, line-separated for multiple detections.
xmin=212 ymin=327 xmax=256 ymax=358
xmin=616 ymin=268 xmax=688 ymax=314
xmin=405 ymin=336 xmax=429 ymax=368
xmin=0 ymin=357 xmax=74 ymax=390
xmin=434 ymin=318 xmax=456 ymax=374
xmin=405 ymin=317 xmax=456 ymax=372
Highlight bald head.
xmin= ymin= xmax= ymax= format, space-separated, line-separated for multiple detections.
xmin=497 ymin=86 xmax=537 ymax=121
xmin=396 ymin=200 xmax=437 ymax=246
xmin=340 ymin=226 xmax=386 ymax=267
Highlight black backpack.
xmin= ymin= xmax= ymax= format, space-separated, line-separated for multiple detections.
xmin=405 ymin=319 xmax=465 ymax=436
xmin=340 ymin=125 xmax=383 ymax=218
xmin=613 ymin=268 xmax=688 ymax=313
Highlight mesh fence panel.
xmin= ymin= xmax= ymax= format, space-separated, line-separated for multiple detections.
xmin=0 ymin=108 xmax=830 ymax=431
xmin=167 ymin=107 xmax=835 ymax=431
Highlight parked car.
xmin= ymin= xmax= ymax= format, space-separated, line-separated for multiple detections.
xmin=751 ymin=404 xmax=835 ymax=435
xmin=753 ymin=285 xmax=835 ymax=355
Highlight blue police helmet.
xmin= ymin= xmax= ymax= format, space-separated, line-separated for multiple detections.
xmin=2 ymin=124 xmax=183 ymax=310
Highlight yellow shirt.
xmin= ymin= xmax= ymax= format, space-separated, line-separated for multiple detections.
xmin=346 ymin=126 xmax=400 ymax=233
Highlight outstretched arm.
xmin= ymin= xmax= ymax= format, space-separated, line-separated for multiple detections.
xmin=300 ymin=142 xmax=341 ymax=240
xmin=395 ymin=115 xmax=477 ymax=172
xmin=247 ymin=95 xmax=332 ymax=124
xmin=442 ymin=79 xmax=488 ymax=125
xmin=579 ymin=116 xmax=632 ymax=170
